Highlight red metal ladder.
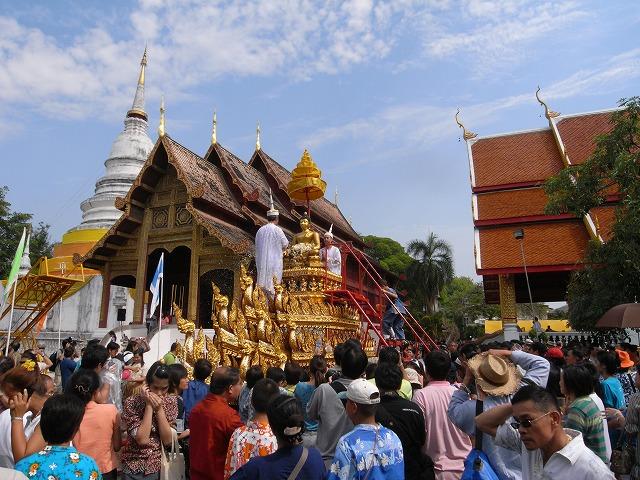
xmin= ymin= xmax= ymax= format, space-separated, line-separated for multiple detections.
xmin=336 ymin=242 xmax=439 ymax=352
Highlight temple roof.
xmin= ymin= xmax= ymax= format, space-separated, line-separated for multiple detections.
xmin=82 ymin=134 xmax=364 ymax=269
xmin=466 ymin=107 xmax=618 ymax=278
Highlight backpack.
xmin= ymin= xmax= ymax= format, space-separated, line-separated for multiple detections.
xmin=330 ymin=380 xmax=348 ymax=406
xmin=461 ymin=400 xmax=500 ymax=480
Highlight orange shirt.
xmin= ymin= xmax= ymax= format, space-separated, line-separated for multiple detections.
xmin=73 ymin=401 xmax=118 ymax=473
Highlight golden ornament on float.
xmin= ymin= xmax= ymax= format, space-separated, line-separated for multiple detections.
xmin=287 ymin=149 xmax=327 ymax=206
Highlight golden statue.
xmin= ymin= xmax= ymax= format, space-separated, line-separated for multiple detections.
xmin=290 ymin=214 xmax=320 ymax=250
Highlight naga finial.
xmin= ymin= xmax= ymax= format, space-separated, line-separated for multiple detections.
xmin=212 ymin=110 xmax=217 ymax=145
xmin=455 ymin=109 xmax=477 ymax=141
xmin=536 ymin=86 xmax=560 ymax=119
xmin=158 ymin=95 xmax=166 ymax=137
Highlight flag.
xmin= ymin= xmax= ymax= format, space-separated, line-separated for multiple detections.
xmin=3 ymin=227 xmax=26 ymax=303
xmin=149 ymin=253 xmax=164 ymax=316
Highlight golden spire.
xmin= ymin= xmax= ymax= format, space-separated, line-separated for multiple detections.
xmin=455 ymin=109 xmax=477 ymax=141
xmin=158 ymin=95 xmax=166 ymax=137
xmin=211 ymin=110 xmax=217 ymax=145
xmin=256 ymin=122 xmax=261 ymax=151
xmin=138 ymin=45 xmax=148 ymax=86
xmin=536 ymin=86 xmax=560 ymax=119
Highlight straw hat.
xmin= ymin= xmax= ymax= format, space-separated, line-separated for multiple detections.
xmin=467 ymin=353 xmax=522 ymax=397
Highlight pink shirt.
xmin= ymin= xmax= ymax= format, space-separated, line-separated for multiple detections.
xmin=74 ymin=401 xmax=119 ymax=473
xmin=413 ymin=381 xmax=472 ymax=473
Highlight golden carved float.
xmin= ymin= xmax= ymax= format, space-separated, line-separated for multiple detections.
xmin=175 ymin=149 xmax=377 ymax=376
xmin=176 ymin=220 xmax=377 ymax=377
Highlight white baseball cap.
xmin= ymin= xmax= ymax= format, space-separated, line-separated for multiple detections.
xmin=346 ymin=378 xmax=380 ymax=405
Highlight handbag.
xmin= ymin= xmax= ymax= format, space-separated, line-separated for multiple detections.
xmin=611 ymin=430 xmax=634 ymax=475
xmin=161 ymin=429 xmax=186 ymax=480
xmin=287 ymin=447 xmax=308 ymax=480
xmin=461 ymin=400 xmax=500 ymax=480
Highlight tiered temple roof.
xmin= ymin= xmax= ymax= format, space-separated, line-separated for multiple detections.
xmin=82 ymin=134 xmax=363 ymax=269
xmin=463 ymin=106 xmax=618 ymax=303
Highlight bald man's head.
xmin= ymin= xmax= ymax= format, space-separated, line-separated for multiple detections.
xmin=210 ymin=366 xmax=241 ymax=396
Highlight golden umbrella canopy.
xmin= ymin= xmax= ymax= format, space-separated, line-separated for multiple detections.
xmin=287 ymin=149 xmax=327 ymax=203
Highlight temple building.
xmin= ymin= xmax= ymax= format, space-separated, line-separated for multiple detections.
xmin=457 ymin=91 xmax=618 ymax=335
xmin=38 ymin=50 xmax=153 ymax=341
xmin=81 ymin=109 xmax=371 ymax=331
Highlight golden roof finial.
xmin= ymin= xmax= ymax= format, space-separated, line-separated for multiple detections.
xmin=455 ymin=109 xmax=477 ymax=141
xmin=212 ymin=110 xmax=217 ymax=145
xmin=158 ymin=95 xmax=166 ymax=137
xmin=256 ymin=122 xmax=261 ymax=151
xmin=138 ymin=45 xmax=148 ymax=86
xmin=536 ymin=86 xmax=560 ymax=119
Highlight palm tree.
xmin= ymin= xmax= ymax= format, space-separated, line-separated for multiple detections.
xmin=407 ymin=232 xmax=454 ymax=314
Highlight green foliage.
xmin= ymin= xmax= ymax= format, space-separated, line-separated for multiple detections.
xmin=544 ymin=97 xmax=640 ymax=330
xmin=361 ymin=235 xmax=413 ymax=275
xmin=439 ymin=276 xmax=500 ymax=333
xmin=0 ymin=186 xmax=53 ymax=278
xmin=406 ymin=232 xmax=454 ymax=314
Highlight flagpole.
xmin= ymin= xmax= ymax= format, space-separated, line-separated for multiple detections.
xmin=4 ymin=284 xmax=17 ymax=356
xmin=158 ymin=275 xmax=163 ymax=361
xmin=57 ymin=298 xmax=64 ymax=349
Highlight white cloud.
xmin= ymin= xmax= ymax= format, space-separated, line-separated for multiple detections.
xmin=423 ymin=0 xmax=589 ymax=75
xmin=300 ymin=47 xmax=640 ymax=158
xmin=0 ymin=0 xmax=625 ymax=138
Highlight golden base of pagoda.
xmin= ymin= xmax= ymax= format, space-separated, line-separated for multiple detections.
xmin=175 ymin=264 xmax=374 ymax=378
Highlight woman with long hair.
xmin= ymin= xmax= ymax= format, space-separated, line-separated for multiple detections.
xmin=121 ymin=361 xmax=178 ymax=480
xmin=66 ymin=369 xmax=121 ymax=480
xmin=230 ymin=394 xmax=325 ymax=479
xmin=294 ymin=355 xmax=327 ymax=448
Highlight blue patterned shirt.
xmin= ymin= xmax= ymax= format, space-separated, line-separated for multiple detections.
xmin=15 ymin=445 xmax=102 ymax=480
xmin=327 ymin=423 xmax=404 ymax=480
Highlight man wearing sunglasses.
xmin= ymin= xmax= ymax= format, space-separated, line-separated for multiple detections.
xmin=475 ymin=385 xmax=614 ymax=479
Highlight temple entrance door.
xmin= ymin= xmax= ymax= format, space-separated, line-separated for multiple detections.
xmin=147 ymin=246 xmax=191 ymax=319
xmin=198 ymin=269 xmax=234 ymax=328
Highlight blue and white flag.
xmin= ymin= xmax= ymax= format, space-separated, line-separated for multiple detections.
xmin=149 ymin=253 xmax=164 ymax=316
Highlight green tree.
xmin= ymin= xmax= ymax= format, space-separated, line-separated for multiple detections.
xmin=406 ymin=232 xmax=454 ymax=314
xmin=0 ymin=186 xmax=53 ymax=278
xmin=439 ymin=276 xmax=500 ymax=333
xmin=544 ymin=97 xmax=640 ymax=330
xmin=361 ymin=235 xmax=413 ymax=275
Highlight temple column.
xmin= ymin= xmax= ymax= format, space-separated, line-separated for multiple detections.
xmin=99 ymin=263 xmax=111 ymax=328
xmin=499 ymin=274 xmax=519 ymax=341
xmin=133 ymin=211 xmax=152 ymax=324
xmin=188 ymin=225 xmax=200 ymax=323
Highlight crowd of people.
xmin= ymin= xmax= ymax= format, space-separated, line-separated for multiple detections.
xmin=1 ymin=334 xmax=640 ymax=479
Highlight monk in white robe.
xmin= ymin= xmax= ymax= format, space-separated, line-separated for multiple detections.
xmin=255 ymin=204 xmax=288 ymax=295
xmin=320 ymin=226 xmax=342 ymax=276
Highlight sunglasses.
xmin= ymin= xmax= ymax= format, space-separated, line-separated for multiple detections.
xmin=510 ymin=411 xmax=552 ymax=430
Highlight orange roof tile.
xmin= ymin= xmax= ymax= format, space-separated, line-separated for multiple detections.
xmin=478 ymin=221 xmax=589 ymax=270
xmin=476 ymin=187 xmax=549 ymax=220
xmin=556 ymin=112 xmax=614 ymax=165
xmin=471 ymin=130 xmax=564 ymax=188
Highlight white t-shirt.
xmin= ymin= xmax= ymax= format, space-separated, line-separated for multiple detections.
xmin=0 ymin=409 xmax=32 ymax=468
xmin=495 ymin=425 xmax=614 ymax=480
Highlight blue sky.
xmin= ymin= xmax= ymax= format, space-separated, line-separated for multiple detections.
xmin=0 ymin=0 xmax=638 ymax=278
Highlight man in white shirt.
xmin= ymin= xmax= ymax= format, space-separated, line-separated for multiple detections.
xmin=475 ymin=384 xmax=614 ymax=480
xmin=255 ymin=192 xmax=288 ymax=296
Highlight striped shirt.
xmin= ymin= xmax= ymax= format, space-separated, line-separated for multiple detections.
xmin=564 ymin=396 xmax=608 ymax=463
